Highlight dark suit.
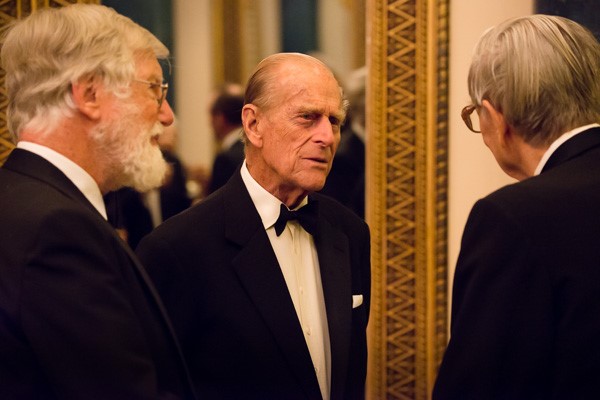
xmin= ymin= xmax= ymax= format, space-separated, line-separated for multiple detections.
xmin=206 ymin=139 xmax=245 ymax=195
xmin=0 ymin=149 xmax=195 ymax=399
xmin=433 ymin=127 xmax=600 ymax=399
xmin=137 ymin=169 xmax=371 ymax=399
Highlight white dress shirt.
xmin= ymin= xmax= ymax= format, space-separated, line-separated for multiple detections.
xmin=240 ymin=161 xmax=331 ymax=400
xmin=16 ymin=141 xmax=107 ymax=219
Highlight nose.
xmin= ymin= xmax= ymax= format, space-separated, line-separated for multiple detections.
xmin=159 ymin=99 xmax=175 ymax=126
xmin=314 ymin=116 xmax=338 ymax=147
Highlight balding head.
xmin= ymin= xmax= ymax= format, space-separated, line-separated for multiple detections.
xmin=244 ymin=53 xmax=346 ymax=113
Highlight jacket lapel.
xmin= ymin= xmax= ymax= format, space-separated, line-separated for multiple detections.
xmin=223 ymin=172 xmax=323 ymax=399
xmin=312 ymin=198 xmax=352 ymax=400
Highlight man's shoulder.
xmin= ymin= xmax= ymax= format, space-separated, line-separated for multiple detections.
xmin=0 ymin=167 xmax=84 ymax=217
xmin=312 ymin=193 xmax=367 ymax=229
xmin=149 ymin=191 xmax=228 ymax=237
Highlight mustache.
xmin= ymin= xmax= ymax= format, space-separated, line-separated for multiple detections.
xmin=149 ymin=122 xmax=164 ymax=139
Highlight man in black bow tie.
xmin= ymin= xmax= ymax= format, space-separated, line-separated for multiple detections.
xmin=137 ymin=53 xmax=371 ymax=400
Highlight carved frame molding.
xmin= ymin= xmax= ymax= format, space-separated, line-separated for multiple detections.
xmin=365 ymin=0 xmax=449 ymax=398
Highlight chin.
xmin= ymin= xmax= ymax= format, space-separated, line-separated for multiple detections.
xmin=117 ymin=145 xmax=168 ymax=192
xmin=305 ymin=179 xmax=327 ymax=193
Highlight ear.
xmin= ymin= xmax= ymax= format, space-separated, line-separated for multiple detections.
xmin=242 ymin=104 xmax=263 ymax=148
xmin=71 ymin=75 xmax=102 ymax=121
xmin=481 ymin=99 xmax=512 ymax=148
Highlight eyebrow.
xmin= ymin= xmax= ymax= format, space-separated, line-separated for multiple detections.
xmin=297 ymin=106 xmax=345 ymax=120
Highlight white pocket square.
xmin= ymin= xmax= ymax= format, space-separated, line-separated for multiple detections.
xmin=352 ymin=294 xmax=363 ymax=308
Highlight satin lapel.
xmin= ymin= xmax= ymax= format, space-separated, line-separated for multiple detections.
xmin=4 ymin=149 xmax=195 ymax=396
xmin=312 ymin=200 xmax=352 ymax=399
xmin=224 ymin=172 xmax=322 ymax=399
xmin=543 ymin=127 xmax=600 ymax=173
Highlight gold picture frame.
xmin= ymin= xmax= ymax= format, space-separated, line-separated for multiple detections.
xmin=365 ymin=1 xmax=449 ymax=398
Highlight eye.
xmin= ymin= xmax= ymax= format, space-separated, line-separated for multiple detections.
xmin=329 ymin=116 xmax=341 ymax=127
xmin=301 ymin=112 xmax=317 ymax=121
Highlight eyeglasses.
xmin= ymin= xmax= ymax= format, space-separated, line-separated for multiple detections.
xmin=134 ymin=79 xmax=169 ymax=107
xmin=461 ymin=104 xmax=481 ymax=133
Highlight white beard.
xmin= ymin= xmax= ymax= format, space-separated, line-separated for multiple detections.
xmin=90 ymin=100 xmax=168 ymax=192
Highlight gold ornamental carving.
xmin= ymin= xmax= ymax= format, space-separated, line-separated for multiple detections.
xmin=365 ymin=0 xmax=449 ymax=399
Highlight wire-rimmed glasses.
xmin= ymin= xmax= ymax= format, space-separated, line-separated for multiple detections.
xmin=134 ymin=79 xmax=169 ymax=108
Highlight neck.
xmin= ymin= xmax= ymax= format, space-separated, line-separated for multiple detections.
xmin=19 ymin=123 xmax=110 ymax=193
xmin=245 ymin=158 xmax=308 ymax=208
xmin=507 ymin=139 xmax=547 ymax=181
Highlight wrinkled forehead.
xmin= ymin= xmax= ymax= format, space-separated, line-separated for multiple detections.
xmin=272 ymin=61 xmax=343 ymax=106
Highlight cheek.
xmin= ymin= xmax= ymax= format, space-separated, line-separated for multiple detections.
xmin=481 ymin=132 xmax=493 ymax=149
xmin=332 ymin=132 xmax=341 ymax=152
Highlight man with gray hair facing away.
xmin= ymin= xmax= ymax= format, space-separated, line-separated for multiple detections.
xmin=0 ymin=4 xmax=195 ymax=399
xmin=434 ymin=15 xmax=600 ymax=399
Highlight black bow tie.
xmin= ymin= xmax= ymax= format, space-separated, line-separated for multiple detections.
xmin=274 ymin=201 xmax=319 ymax=236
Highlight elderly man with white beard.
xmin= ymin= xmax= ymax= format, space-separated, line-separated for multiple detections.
xmin=0 ymin=4 xmax=196 ymax=399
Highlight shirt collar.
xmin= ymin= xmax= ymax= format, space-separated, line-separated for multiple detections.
xmin=534 ymin=123 xmax=600 ymax=175
xmin=240 ymin=161 xmax=308 ymax=230
xmin=17 ymin=141 xmax=107 ymax=219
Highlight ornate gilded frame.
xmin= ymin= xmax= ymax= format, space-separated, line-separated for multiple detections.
xmin=365 ymin=1 xmax=449 ymax=398
xmin=0 ymin=0 xmax=99 ymax=166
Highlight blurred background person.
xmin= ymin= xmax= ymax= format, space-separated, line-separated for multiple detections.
xmin=206 ymin=83 xmax=246 ymax=195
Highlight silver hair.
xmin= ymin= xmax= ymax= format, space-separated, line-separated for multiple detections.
xmin=1 ymin=4 xmax=169 ymax=139
xmin=468 ymin=14 xmax=600 ymax=146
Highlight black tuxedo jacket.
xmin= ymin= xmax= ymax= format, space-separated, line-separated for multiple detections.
xmin=0 ymin=149 xmax=195 ymax=399
xmin=137 ymin=169 xmax=371 ymax=399
xmin=433 ymin=127 xmax=600 ymax=399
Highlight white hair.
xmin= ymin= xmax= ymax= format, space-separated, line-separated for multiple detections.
xmin=1 ymin=4 xmax=169 ymax=139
